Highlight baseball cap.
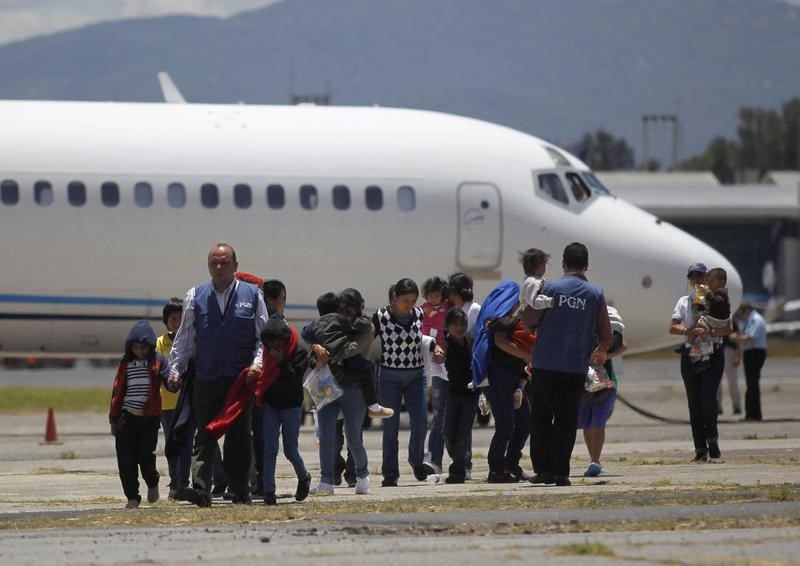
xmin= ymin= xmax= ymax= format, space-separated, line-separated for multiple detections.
xmin=687 ymin=262 xmax=708 ymax=276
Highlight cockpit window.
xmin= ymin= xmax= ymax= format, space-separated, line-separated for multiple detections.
xmin=536 ymin=173 xmax=569 ymax=205
xmin=582 ymin=172 xmax=612 ymax=195
xmin=565 ymin=172 xmax=592 ymax=203
xmin=543 ymin=146 xmax=571 ymax=167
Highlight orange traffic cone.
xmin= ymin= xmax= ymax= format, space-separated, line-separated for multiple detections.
xmin=41 ymin=407 xmax=62 ymax=445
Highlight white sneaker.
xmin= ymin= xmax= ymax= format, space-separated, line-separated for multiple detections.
xmin=354 ymin=476 xmax=369 ymax=495
xmin=310 ymin=482 xmax=334 ymax=496
xmin=427 ymin=473 xmax=445 ymax=485
xmin=368 ymin=405 xmax=395 ymax=419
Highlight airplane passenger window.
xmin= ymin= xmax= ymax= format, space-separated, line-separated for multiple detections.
xmin=134 ymin=182 xmax=153 ymax=208
xmin=1 ymin=180 xmax=18 ymax=205
xmin=234 ymin=184 xmax=252 ymax=209
xmin=300 ymin=184 xmax=318 ymax=210
xmin=167 ymin=183 xmax=186 ymax=208
xmin=536 ymin=173 xmax=568 ymax=205
xmin=201 ymin=183 xmax=219 ymax=209
xmin=34 ymin=180 xmax=53 ymax=207
xmin=365 ymin=186 xmax=383 ymax=210
xmin=332 ymin=185 xmax=350 ymax=210
xmin=565 ymin=173 xmax=592 ymax=203
xmin=101 ymin=182 xmax=120 ymax=207
xmin=67 ymin=181 xmax=86 ymax=207
xmin=267 ymin=184 xmax=285 ymax=209
xmin=397 ymin=185 xmax=415 ymax=211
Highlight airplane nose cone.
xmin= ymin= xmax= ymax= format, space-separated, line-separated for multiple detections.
xmin=581 ymin=197 xmax=743 ymax=353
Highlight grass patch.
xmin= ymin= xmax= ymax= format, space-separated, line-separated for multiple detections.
xmin=33 ymin=467 xmax=67 ymax=475
xmin=58 ymin=451 xmax=78 ymax=460
xmin=551 ymin=541 xmax=615 ymax=557
xmin=0 ymin=387 xmax=108 ymax=414
xmin=765 ymin=485 xmax=799 ymax=501
xmin=2 ymin=484 xmax=798 ymax=530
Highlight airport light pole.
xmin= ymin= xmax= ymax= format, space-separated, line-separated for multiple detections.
xmin=641 ymin=114 xmax=681 ymax=170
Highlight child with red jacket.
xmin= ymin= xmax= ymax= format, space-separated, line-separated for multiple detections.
xmin=109 ymin=320 xmax=172 ymax=509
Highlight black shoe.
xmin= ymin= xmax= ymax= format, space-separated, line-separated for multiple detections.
xmin=708 ymin=440 xmax=721 ymax=460
xmin=529 ymin=473 xmax=555 ymax=485
xmin=413 ymin=465 xmax=429 ymax=481
xmin=231 ymin=493 xmax=252 ymax=505
xmin=487 ymin=471 xmax=517 ymax=484
xmin=251 ymin=486 xmax=264 ymax=498
xmin=211 ymin=483 xmax=228 ymax=497
xmin=554 ymin=476 xmax=571 ymax=486
xmin=506 ymin=465 xmax=530 ymax=482
xmin=333 ymin=472 xmax=343 ymax=487
xmin=181 ymin=487 xmax=212 ymax=508
xmin=692 ymin=450 xmax=709 ymax=462
xmin=381 ymin=477 xmax=398 ymax=487
xmin=444 ymin=475 xmax=465 ymax=484
xmin=263 ymin=492 xmax=277 ymax=506
xmin=343 ymin=471 xmax=357 ymax=487
xmin=295 ymin=473 xmax=311 ymax=502
xmin=422 ymin=462 xmax=437 ymax=476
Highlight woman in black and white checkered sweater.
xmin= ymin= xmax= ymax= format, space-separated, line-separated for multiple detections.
xmin=372 ymin=278 xmax=435 ymax=487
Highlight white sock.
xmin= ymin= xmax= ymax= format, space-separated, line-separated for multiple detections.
xmin=369 ymin=403 xmax=381 ymax=411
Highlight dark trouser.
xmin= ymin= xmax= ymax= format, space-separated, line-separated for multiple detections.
xmin=334 ymin=419 xmax=357 ymax=484
xmin=191 ymin=378 xmax=252 ymax=497
xmin=115 ymin=410 xmax=160 ymax=502
xmin=161 ymin=409 xmax=192 ymax=491
xmin=681 ymin=347 xmax=725 ymax=452
xmin=529 ymin=369 xmax=585 ymax=478
xmin=743 ymin=348 xmax=767 ymax=420
xmin=160 ymin=410 xmax=178 ymax=489
xmin=485 ymin=363 xmax=530 ymax=474
xmin=251 ymin=404 xmax=264 ymax=492
xmin=444 ymin=393 xmax=478 ymax=479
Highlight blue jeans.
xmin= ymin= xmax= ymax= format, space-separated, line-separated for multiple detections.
xmin=261 ymin=405 xmax=307 ymax=493
xmin=318 ymin=384 xmax=368 ymax=485
xmin=161 ymin=410 xmax=194 ymax=490
xmin=426 ymin=375 xmax=448 ymax=468
xmin=379 ymin=367 xmax=427 ymax=479
xmin=444 ymin=393 xmax=478 ymax=479
xmin=486 ymin=363 xmax=530 ymax=474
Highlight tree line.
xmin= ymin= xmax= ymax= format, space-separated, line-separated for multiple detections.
xmin=572 ymin=97 xmax=800 ymax=183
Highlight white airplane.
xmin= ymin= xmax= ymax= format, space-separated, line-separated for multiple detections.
xmin=0 ymin=92 xmax=742 ymax=357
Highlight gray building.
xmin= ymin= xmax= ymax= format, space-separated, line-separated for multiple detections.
xmin=597 ymin=172 xmax=800 ymax=301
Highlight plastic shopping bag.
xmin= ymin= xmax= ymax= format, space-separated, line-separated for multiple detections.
xmin=303 ymin=364 xmax=343 ymax=411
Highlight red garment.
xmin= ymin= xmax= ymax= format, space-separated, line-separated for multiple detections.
xmin=206 ymin=326 xmax=299 ymax=439
xmin=421 ymin=300 xmax=451 ymax=345
xmin=108 ymin=357 xmax=168 ymax=422
xmin=234 ymin=271 xmax=264 ymax=289
xmin=511 ymin=321 xmax=536 ymax=353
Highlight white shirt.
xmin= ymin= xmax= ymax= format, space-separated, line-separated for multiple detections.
xmin=671 ymin=295 xmax=724 ymax=347
xmin=169 ymin=279 xmax=268 ymax=378
xmin=462 ymin=301 xmax=482 ymax=338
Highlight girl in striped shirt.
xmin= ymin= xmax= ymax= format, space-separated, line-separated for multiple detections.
xmin=109 ymin=320 xmax=172 ymax=508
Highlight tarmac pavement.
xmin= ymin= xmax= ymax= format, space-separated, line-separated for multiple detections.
xmin=0 ymin=358 xmax=798 ymax=564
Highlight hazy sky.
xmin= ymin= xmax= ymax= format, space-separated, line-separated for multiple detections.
xmin=0 ymin=0 xmax=797 ymax=46
xmin=0 ymin=0 xmax=282 ymax=46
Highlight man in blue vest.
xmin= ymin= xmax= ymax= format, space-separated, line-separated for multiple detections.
xmin=168 ymin=243 xmax=268 ymax=506
xmin=522 ymin=242 xmax=611 ymax=486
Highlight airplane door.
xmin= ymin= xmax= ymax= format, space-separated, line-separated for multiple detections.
xmin=457 ymin=183 xmax=502 ymax=270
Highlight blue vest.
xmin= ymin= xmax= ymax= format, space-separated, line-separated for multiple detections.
xmin=193 ymin=280 xmax=259 ymax=381
xmin=531 ymin=274 xmax=603 ymax=374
